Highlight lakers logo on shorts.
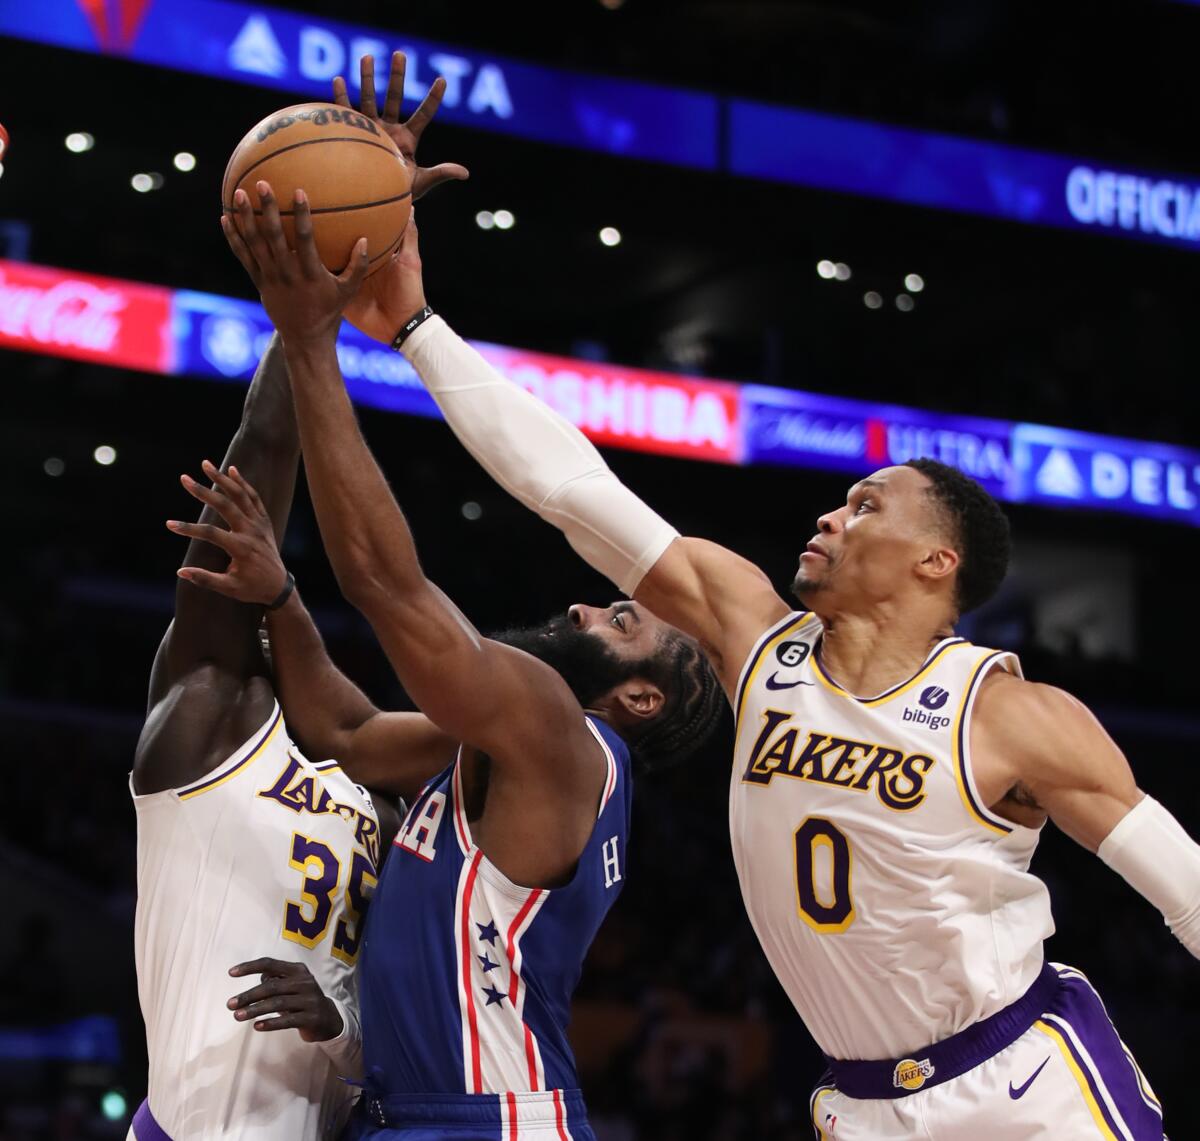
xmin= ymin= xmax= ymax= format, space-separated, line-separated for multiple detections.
xmin=892 ymin=1057 xmax=936 ymax=1091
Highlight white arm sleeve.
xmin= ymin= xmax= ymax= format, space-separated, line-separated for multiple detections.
xmin=318 ymin=994 xmax=363 ymax=1080
xmin=402 ymin=316 xmax=679 ymax=596
xmin=1098 ymin=795 xmax=1200 ymax=958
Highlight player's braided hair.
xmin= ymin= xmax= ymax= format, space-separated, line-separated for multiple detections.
xmin=624 ymin=632 xmax=725 ymax=774
xmin=905 ymin=457 xmax=1011 ymax=615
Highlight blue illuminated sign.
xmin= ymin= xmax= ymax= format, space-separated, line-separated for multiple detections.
xmin=0 ymin=0 xmax=717 ymax=170
xmin=727 ymin=102 xmax=1200 ymax=250
xmin=173 ymin=289 xmax=442 ymax=419
xmin=4 ymin=0 xmax=1199 ymax=250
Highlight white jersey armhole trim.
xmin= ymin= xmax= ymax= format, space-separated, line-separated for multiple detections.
xmin=732 ymin=610 xmax=815 ymax=725
xmin=130 ymin=701 xmax=283 ymax=805
xmin=952 ymin=652 xmax=1041 ymax=837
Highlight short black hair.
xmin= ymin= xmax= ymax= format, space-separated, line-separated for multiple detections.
xmin=624 ymin=631 xmax=724 ymax=774
xmin=904 ymin=458 xmax=1011 ymax=615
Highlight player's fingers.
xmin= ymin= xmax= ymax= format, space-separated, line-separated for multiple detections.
xmin=336 ymin=238 xmax=370 ymax=294
xmin=412 ymin=162 xmax=470 ymax=202
xmin=201 ymin=460 xmax=256 ymax=517
xmin=181 ymin=472 xmax=247 ymax=527
xmin=233 ymin=189 xmax=274 ymax=272
xmin=221 ymin=215 xmax=261 ymax=284
xmin=166 ymin=520 xmax=238 ymax=554
xmin=176 ymin=567 xmax=234 ymax=593
xmin=254 ymin=1013 xmax=307 ymax=1032
xmin=404 ymin=76 xmax=446 ymax=138
xmin=228 ymin=957 xmax=303 ymax=978
xmin=291 ymin=191 xmax=325 ymax=280
xmin=233 ymin=994 xmax=312 ymax=1021
xmin=382 ymin=51 xmax=406 ymax=123
xmin=331 ymin=75 xmax=352 ymax=108
xmin=359 ymin=54 xmax=378 ymax=119
xmin=255 ymin=182 xmax=291 ymax=269
xmin=227 ymin=465 xmax=269 ymax=517
xmin=227 ymin=980 xmax=288 ymax=1009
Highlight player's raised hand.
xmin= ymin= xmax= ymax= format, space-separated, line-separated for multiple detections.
xmin=227 ymin=957 xmax=343 ymax=1042
xmin=168 ymin=461 xmax=290 ymax=606
xmin=333 ymin=51 xmax=469 ymax=201
xmin=223 ymin=182 xmax=368 ymax=346
xmin=343 ymin=211 xmax=427 ymax=344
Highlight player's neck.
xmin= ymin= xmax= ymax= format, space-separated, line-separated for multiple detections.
xmin=817 ymin=606 xmax=954 ymax=699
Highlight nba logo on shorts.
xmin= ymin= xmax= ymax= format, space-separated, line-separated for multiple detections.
xmin=893 ymin=1057 xmax=936 ymax=1091
xmin=919 ymin=685 xmax=949 ymax=711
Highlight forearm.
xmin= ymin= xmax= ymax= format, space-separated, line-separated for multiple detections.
xmin=1099 ymin=795 xmax=1200 ymax=958
xmin=401 ymin=316 xmax=678 ymax=596
xmin=266 ymin=587 xmax=379 ymax=762
xmin=284 ymin=338 xmax=426 ymax=605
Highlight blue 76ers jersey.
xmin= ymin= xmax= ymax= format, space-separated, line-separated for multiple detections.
xmin=358 ymin=716 xmax=631 ymax=1100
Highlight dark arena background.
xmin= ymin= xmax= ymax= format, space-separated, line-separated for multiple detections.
xmin=2 ymin=1 xmax=1200 ymax=1137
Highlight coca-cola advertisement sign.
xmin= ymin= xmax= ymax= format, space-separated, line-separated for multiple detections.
xmin=0 ymin=259 xmax=173 ymax=373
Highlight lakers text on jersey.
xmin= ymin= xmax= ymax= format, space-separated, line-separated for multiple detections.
xmin=131 ymin=702 xmax=380 ymax=1140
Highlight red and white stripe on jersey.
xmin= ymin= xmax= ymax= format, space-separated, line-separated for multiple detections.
xmin=497 ymin=1089 xmax=576 ymax=1141
xmin=586 ymin=719 xmax=618 ymax=817
xmin=451 ymin=762 xmax=551 ymax=1095
xmin=452 ymin=755 xmax=471 ymax=856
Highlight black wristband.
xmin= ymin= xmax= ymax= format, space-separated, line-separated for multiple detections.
xmin=265 ymin=571 xmax=295 ymax=611
xmin=390 ymin=305 xmax=434 ymax=351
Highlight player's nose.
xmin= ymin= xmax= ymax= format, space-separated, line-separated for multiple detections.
xmin=816 ymin=509 xmax=841 ymax=534
xmin=568 ymin=604 xmax=590 ymax=630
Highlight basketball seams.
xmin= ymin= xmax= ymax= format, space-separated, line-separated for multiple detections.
xmin=221 ymin=190 xmax=414 ymax=219
xmin=223 ymin=135 xmax=404 ymax=206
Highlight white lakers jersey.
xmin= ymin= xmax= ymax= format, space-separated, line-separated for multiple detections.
xmin=729 ymin=612 xmax=1054 ymax=1062
xmin=131 ymin=702 xmax=380 ymax=1139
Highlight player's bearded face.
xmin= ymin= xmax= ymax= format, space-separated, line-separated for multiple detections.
xmin=491 ymin=614 xmax=650 ymax=707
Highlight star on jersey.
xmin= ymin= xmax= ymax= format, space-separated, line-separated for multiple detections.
xmin=481 ymin=984 xmax=507 ymax=1006
xmin=476 ymin=920 xmax=500 ymax=945
xmin=478 ymin=953 xmax=499 ymax=973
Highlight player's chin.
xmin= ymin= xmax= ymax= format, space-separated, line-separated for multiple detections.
xmin=790 ymin=571 xmax=824 ymax=604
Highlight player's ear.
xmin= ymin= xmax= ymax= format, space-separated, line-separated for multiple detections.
xmin=608 ymin=678 xmax=665 ymax=723
xmin=915 ymin=545 xmax=959 ymax=587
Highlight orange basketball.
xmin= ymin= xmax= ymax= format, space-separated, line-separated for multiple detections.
xmin=222 ymin=103 xmax=412 ymax=276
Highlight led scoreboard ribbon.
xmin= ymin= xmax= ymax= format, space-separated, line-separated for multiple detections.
xmin=4 ymin=0 xmax=1200 ymax=250
xmin=2 ymin=257 xmax=1198 ymax=529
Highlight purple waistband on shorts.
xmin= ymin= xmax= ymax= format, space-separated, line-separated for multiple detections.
xmin=824 ymin=962 xmax=1060 ymax=1100
xmin=132 ymin=1099 xmax=172 ymax=1141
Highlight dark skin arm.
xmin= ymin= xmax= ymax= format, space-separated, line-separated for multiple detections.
xmin=134 ymin=333 xmax=298 ymax=795
xmin=138 ymin=62 xmax=464 ymax=796
xmin=171 ymin=464 xmax=458 ymax=802
xmin=224 ymin=189 xmax=606 ymax=888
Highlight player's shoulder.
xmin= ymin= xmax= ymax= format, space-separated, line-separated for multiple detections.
xmin=974 ymin=671 xmax=1092 ymax=747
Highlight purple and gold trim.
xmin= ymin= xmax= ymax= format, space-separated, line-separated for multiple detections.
xmin=950 ymin=650 xmax=1017 ymax=835
xmin=177 ymin=704 xmax=283 ymax=801
xmin=733 ymin=610 xmax=816 ymax=725
xmin=131 ymin=1099 xmax=172 ymax=1141
xmin=810 ymin=636 xmax=969 ymax=705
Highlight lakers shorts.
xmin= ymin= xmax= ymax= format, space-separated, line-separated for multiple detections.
xmin=343 ymin=1089 xmax=596 ymax=1141
xmin=811 ymin=963 xmax=1164 ymax=1140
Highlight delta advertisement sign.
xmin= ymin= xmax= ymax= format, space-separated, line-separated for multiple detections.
xmin=2 ymin=257 xmax=1198 ymax=529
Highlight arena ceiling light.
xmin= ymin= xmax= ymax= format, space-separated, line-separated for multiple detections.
xmin=475 ymin=210 xmax=496 ymax=230
xmin=834 ymin=262 xmax=852 ymax=281
xmin=65 ymin=132 xmax=94 ymax=153
xmin=895 ymin=293 xmax=915 ymax=312
xmin=93 ymin=444 xmax=117 ymax=465
xmin=863 ymin=291 xmax=883 ymax=309
xmin=493 ymin=209 xmax=515 ymax=230
xmin=599 ymin=226 xmax=622 ymax=247
xmin=816 ymin=260 xmax=836 ymax=279
xmin=173 ymin=152 xmax=197 ymax=172
xmin=905 ymin=273 xmax=925 ymax=293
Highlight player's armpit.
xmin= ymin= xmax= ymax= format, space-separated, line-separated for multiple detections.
xmin=971 ymin=674 xmax=1142 ymax=849
xmin=634 ymin=536 xmax=791 ymax=687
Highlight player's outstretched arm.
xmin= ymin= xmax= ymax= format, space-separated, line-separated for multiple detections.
xmin=343 ymin=217 xmax=790 ymax=687
xmin=136 ymin=332 xmax=301 ymax=794
xmin=169 ymin=462 xmax=458 ymax=801
xmin=222 ymin=188 xmax=600 ymax=781
xmin=973 ymin=674 xmax=1200 ymax=959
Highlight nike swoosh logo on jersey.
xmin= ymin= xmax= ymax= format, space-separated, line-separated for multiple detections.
xmin=1008 ymin=1056 xmax=1050 ymax=1100
xmin=765 ymin=673 xmax=814 ymax=690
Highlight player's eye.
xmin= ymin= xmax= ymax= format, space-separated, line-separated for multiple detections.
xmin=855 ymin=499 xmax=873 ymax=514
xmin=611 ymin=613 xmax=627 ymax=632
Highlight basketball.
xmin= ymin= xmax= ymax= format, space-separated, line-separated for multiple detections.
xmin=221 ymin=103 xmax=413 ymax=275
